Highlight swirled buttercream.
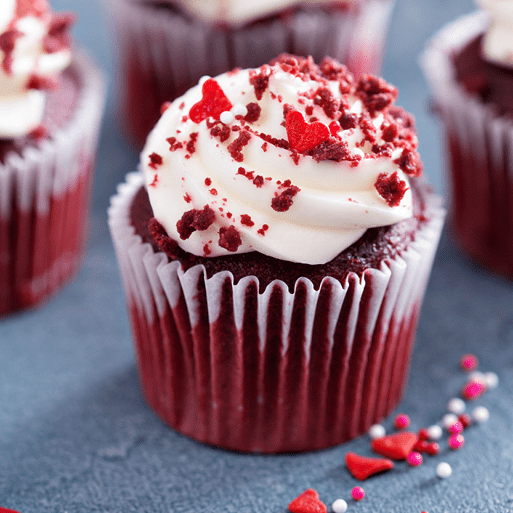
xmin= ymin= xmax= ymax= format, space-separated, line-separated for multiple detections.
xmin=0 ymin=0 xmax=73 ymax=138
xmin=477 ymin=0 xmax=513 ymax=68
xmin=141 ymin=55 xmax=422 ymax=265
xmin=168 ymin=0 xmax=355 ymax=25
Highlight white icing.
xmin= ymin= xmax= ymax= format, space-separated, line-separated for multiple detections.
xmin=477 ymin=0 xmax=513 ymax=67
xmin=142 ymin=61 xmax=417 ymax=265
xmin=174 ymin=0 xmax=354 ymax=25
xmin=0 ymin=1 xmax=72 ymax=138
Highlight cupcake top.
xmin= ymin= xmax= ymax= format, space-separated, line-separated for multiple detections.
xmin=160 ymin=0 xmax=355 ymax=26
xmin=0 ymin=0 xmax=74 ymax=138
xmin=141 ymin=55 xmax=422 ymax=265
xmin=477 ymin=0 xmax=513 ymax=67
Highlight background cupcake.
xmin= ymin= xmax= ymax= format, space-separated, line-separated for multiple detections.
xmin=421 ymin=2 xmax=513 ymax=280
xmin=103 ymin=0 xmax=396 ymax=147
xmin=0 ymin=0 xmax=105 ymax=316
xmin=109 ymin=55 xmax=445 ymax=453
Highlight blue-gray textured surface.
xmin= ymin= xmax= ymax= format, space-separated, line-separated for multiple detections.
xmin=2 ymin=0 xmax=513 ymax=512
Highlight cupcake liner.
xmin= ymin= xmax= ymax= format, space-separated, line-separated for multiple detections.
xmin=104 ymin=0 xmax=395 ymax=145
xmin=421 ymin=12 xmax=513 ymax=279
xmin=109 ymin=173 xmax=445 ymax=453
xmin=0 ymin=52 xmax=105 ymax=316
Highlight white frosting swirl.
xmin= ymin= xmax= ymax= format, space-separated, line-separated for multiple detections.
xmin=477 ymin=0 xmax=513 ymax=67
xmin=173 ymin=0 xmax=355 ymax=25
xmin=142 ymin=58 xmax=420 ymax=265
xmin=0 ymin=0 xmax=72 ymax=138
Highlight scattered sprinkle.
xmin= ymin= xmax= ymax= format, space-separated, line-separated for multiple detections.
xmin=427 ymin=425 xmax=443 ymax=440
xmin=472 ymin=406 xmax=490 ymax=423
xmin=394 ymin=413 xmax=411 ymax=430
xmin=351 ymin=487 xmax=365 ymax=501
xmin=331 ymin=499 xmax=348 ymax=513
xmin=436 ymin=462 xmax=452 ymax=478
xmin=368 ymin=424 xmax=386 ymax=439
xmin=407 ymin=451 xmax=423 ymax=467
xmin=448 ymin=433 xmax=465 ymax=450
xmin=441 ymin=413 xmax=459 ymax=429
xmin=460 ymin=354 xmax=478 ymax=371
xmin=447 ymin=398 xmax=466 ymax=415
xmin=289 ymin=489 xmax=327 ymax=513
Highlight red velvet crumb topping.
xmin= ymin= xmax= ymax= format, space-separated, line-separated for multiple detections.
xmin=271 ymin=186 xmax=300 ymax=212
xmin=176 ymin=205 xmax=216 ymax=240
xmin=0 ymin=29 xmax=22 ymax=74
xmin=240 ymin=214 xmax=254 ymax=227
xmin=26 ymin=74 xmax=59 ymax=91
xmin=356 ymin=75 xmax=398 ymax=116
xmin=394 ymin=148 xmax=423 ymax=177
xmin=218 ymin=225 xmax=242 ymax=252
xmin=43 ymin=13 xmax=75 ymax=54
xmin=166 ymin=137 xmax=184 ymax=151
xmin=249 ymin=67 xmax=271 ymax=100
xmin=149 ymin=217 xmax=180 ymax=258
xmin=244 ymin=102 xmax=261 ymax=123
xmin=227 ymin=130 xmax=251 ymax=162
xmin=374 ymin=171 xmax=408 ymax=207
xmin=148 ymin=152 xmax=163 ymax=169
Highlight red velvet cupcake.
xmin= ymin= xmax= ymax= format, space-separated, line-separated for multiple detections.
xmin=0 ymin=1 xmax=105 ymax=316
xmin=104 ymin=0 xmax=395 ymax=146
xmin=421 ymin=5 xmax=513 ymax=279
xmin=109 ymin=55 xmax=445 ymax=453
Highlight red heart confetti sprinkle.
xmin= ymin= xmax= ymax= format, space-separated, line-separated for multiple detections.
xmin=189 ymin=78 xmax=233 ymax=124
xmin=285 ymin=110 xmax=330 ymax=153
xmin=289 ymin=489 xmax=327 ymax=513
xmin=0 ymin=507 xmax=22 ymax=513
xmin=345 ymin=452 xmax=394 ymax=480
xmin=371 ymin=431 xmax=418 ymax=460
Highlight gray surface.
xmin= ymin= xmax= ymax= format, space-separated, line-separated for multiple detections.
xmin=2 ymin=0 xmax=513 ymax=511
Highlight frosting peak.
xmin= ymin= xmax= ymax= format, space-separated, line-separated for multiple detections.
xmin=142 ymin=55 xmax=422 ymax=265
xmin=477 ymin=0 xmax=513 ymax=67
xmin=0 ymin=0 xmax=74 ymax=138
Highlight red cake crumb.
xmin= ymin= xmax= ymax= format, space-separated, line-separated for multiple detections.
xmin=244 ymin=102 xmax=261 ymax=123
xmin=166 ymin=137 xmax=184 ymax=151
xmin=261 ymin=142 xmax=268 ymax=152
xmin=176 ymin=205 xmax=216 ymax=240
xmin=210 ymin=189 xmax=218 ymax=196
xmin=183 ymin=193 xmax=191 ymax=203
xmin=149 ymin=217 xmax=180 ymax=258
xmin=375 ymin=171 xmax=408 ymax=207
xmin=210 ymin=123 xmax=231 ymax=142
xmin=249 ymin=67 xmax=271 ymax=100
xmin=218 ymin=225 xmax=242 ymax=251
xmin=186 ymin=132 xmax=198 ymax=154
xmin=28 ymin=124 xmax=48 ymax=140
xmin=253 ymin=175 xmax=264 ymax=188
xmin=394 ymin=148 xmax=423 ymax=177
xmin=272 ymin=186 xmax=300 ymax=212
xmin=313 ymin=86 xmax=341 ymax=119
xmin=148 ymin=174 xmax=158 ymax=187
xmin=339 ymin=112 xmax=358 ymax=130
xmin=240 ymin=214 xmax=254 ymax=227
xmin=26 ymin=74 xmax=58 ymax=90
xmin=43 ymin=12 xmax=75 ymax=54
xmin=257 ymin=224 xmax=269 ymax=236
xmin=205 ymin=178 xmax=212 ymax=186
xmin=356 ymin=75 xmax=397 ymax=116
xmin=203 ymin=243 xmax=211 ymax=256
xmin=310 ymin=138 xmax=353 ymax=163
xmin=228 ymin=130 xmax=251 ymax=162
xmin=148 ymin=152 xmax=163 ymax=169
xmin=0 ymin=29 xmax=22 ymax=74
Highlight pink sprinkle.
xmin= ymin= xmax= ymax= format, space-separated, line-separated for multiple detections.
xmin=448 ymin=433 xmax=465 ymax=450
xmin=461 ymin=379 xmax=486 ymax=400
xmin=351 ymin=487 xmax=365 ymax=501
xmin=460 ymin=354 xmax=478 ymax=372
xmin=394 ymin=414 xmax=410 ymax=430
xmin=407 ymin=451 xmax=423 ymax=467
xmin=448 ymin=421 xmax=464 ymax=435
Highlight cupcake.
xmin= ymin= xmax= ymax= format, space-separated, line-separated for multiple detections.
xmin=104 ymin=0 xmax=395 ymax=146
xmin=108 ymin=55 xmax=445 ymax=453
xmin=421 ymin=3 xmax=513 ymax=279
xmin=0 ymin=0 xmax=105 ymax=316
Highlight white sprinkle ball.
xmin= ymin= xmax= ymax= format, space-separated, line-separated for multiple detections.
xmin=368 ymin=424 xmax=386 ymax=439
xmin=436 ymin=462 xmax=452 ymax=478
xmin=199 ymin=75 xmax=211 ymax=85
xmin=441 ymin=413 xmax=459 ymax=429
xmin=220 ymin=111 xmax=235 ymax=124
xmin=427 ymin=424 xmax=443 ymax=440
xmin=231 ymin=103 xmax=248 ymax=117
xmin=472 ymin=406 xmax=490 ymax=423
xmin=484 ymin=372 xmax=499 ymax=389
xmin=447 ymin=397 xmax=466 ymax=415
xmin=332 ymin=499 xmax=348 ymax=513
xmin=469 ymin=370 xmax=485 ymax=382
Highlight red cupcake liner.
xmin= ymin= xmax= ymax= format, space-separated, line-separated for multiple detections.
xmin=104 ymin=0 xmax=395 ymax=146
xmin=0 ymin=52 xmax=105 ymax=316
xmin=421 ymin=12 xmax=513 ymax=279
xmin=109 ymin=173 xmax=444 ymax=453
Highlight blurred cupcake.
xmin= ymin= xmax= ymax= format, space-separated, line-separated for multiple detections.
xmin=0 ymin=0 xmax=105 ymax=316
xmin=109 ymin=55 xmax=445 ymax=453
xmin=104 ymin=0 xmax=395 ymax=146
xmin=421 ymin=3 xmax=513 ymax=279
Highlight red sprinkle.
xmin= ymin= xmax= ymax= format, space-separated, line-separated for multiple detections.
xmin=417 ymin=428 xmax=430 ymax=441
xmin=413 ymin=440 xmax=429 ymax=453
xmin=189 ymin=78 xmax=233 ymax=124
xmin=426 ymin=442 xmax=440 ymax=456
xmin=394 ymin=413 xmax=411 ymax=430
xmin=371 ymin=432 xmax=418 ymax=460
xmin=345 ymin=452 xmax=394 ymax=481
xmin=285 ymin=110 xmax=330 ymax=153
xmin=288 ymin=489 xmax=327 ymax=513
xmin=458 ymin=413 xmax=472 ymax=429
xmin=460 ymin=354 xmax=478 ymax=372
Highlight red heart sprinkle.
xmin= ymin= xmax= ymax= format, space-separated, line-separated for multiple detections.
xmin=285 ymin=110 xmax=330 ymax=153
xmin=288 ymin=489 xmax=327 ymax=513
xmin=189 ymin=78 xmax=233 ymax=124
xmin=345 ymin=452 xmax=394 ymax=480
xmin=371 ymin=431 xmax=418 ymax=460
xmin=0 ymin=507 xmax=21 ymax=513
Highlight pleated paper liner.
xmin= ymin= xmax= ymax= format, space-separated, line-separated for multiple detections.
xmin=0 ymin=52 xmax=105 ymax=316
xmin=421 ymin=12 xmax=513 ymax=279
xmin=109 ymin=173 xmax=444 ymax=453
xmin=105 ymin=0 xmax=395 ymax=146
